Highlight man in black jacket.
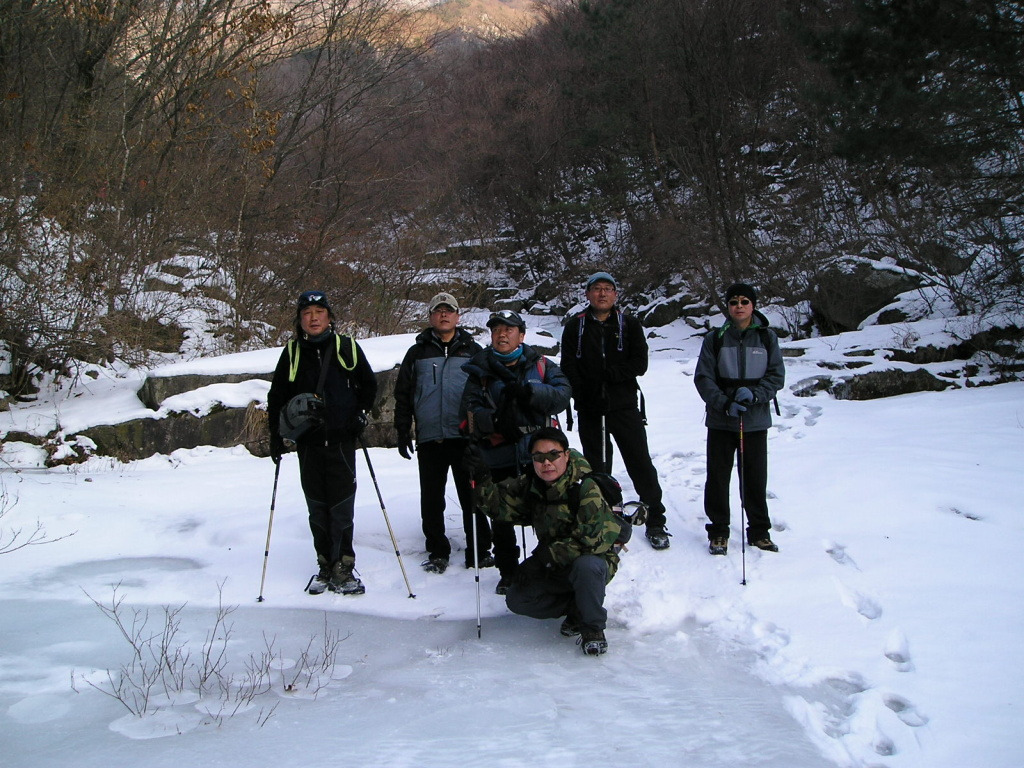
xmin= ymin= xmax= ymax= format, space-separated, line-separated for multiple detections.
xmin=461 ymin=309 xmax=572 ymax=593
xmin=267 ymin=291 xmax=378 ymax=595
xmin=560 ymin=272 xmax=671 ymax=550
xmin=393 ymin=292 xmax=489 ymax=574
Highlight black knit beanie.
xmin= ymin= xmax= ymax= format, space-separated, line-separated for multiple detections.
xmin=724 ymin=283 xmax=757 ymax=306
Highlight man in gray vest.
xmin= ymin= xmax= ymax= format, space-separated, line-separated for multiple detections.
xmin=694 ymin=282 xmax=785 ymax=555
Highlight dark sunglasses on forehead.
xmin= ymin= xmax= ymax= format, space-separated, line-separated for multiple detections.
xmin=530 ymin=449 xmax=567 ymax=464
xmin=728 ymin=298 xmax=751 ymax=307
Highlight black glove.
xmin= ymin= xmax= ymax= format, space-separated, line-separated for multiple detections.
xmin=397 ymin=430 xmax=415 ymax=460
xmin=515 ymin=382 xmax=533 ymax=407
xmin=347 ymin=410 xmax=367 ymax=437
xmin=470 ymin=410 xmax=495 ymax=438
xmin=502 ymin=380 xmax=522 ymax=403
xmin=734 ymin=386 xmax=754 ymax=404
xmin=726 ymin=400 xmax=748 ymax=418
xmin=462 ymin=443 xmax=491 ymax=484
xmin=270 ymin=434 xmax=285 ymax=465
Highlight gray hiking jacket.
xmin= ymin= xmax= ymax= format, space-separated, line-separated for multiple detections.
xmin=393 ymin=327 xmax=482 ymax=443
xmin=694 ymin=311 xmax=785 ymax=432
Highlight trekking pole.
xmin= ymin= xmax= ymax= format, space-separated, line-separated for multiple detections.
xmin=738 ymin=416 xmax=747 ymax=587
xmin=358 ymin=438 xmax=416 ymax=598
xmin=257 ymin=460 xmax=281 ymax=602
xmin=471 ymin=481 xmax=482 ymax=639
xmin=600 ymin=414 xmax=607 ymax=472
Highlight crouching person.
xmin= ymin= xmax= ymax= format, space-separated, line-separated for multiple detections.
xmin=464 ymin=427 xmax=622 ymax=656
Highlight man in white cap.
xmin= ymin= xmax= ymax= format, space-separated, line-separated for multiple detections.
xmin=394 ymin=292 xmax=488 ymax=573
xmin=561 ymin=272 xmax=671 ymax=550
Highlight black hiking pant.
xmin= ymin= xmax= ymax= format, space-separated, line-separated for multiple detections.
xmin=577 ymin=407 xmax=667 ymax=528
xmin=417 ymin=438 xmax=492 ymax=565
xmin=703 ymin=427 xmax=772 ymax=542
xmin=490 ymin=465 xmax=522 ymax=578
xmin=506 ymin=554 xmax=609 ymax=631
xmin=298 ymin=440 xmax=357 ymax=566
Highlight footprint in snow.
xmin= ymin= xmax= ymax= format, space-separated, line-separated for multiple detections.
xmin=825 ymin=541 xmax=859 ymax=569
xmin=885 ymin=694 xmax=930 ymax=727
xmin=884 ymin=629 xmax=915 ymax=672
xmin=804 ymin=405 xmax=823 ymax=426
xmin=834 ymin=578 xmax=883 ymax=620
xmin=945 ymin=505 xmax=983 ymax=521
xmin=782 ymin=404 xmax=802 ymax=420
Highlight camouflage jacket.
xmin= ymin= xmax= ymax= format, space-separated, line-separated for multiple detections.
xmin=475 ymin=449 xmax=622 ymax=581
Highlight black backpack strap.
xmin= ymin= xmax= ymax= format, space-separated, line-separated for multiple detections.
xmin=315 ymin=346 xmax=332 ymax=396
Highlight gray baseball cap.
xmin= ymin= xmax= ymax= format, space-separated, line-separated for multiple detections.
xmin=428 ymin=292 xmax=460 ymax=313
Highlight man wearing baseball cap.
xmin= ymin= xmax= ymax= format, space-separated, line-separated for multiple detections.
xmin=267 ymin=290 xmax=378 ymax=595
xmin=561 ymin=272 xmax=672 ymax=550
xmin=393 ymin=292 xmax=489 ymax=574
xmin=461 ymin=308 xmax=572 ymax=593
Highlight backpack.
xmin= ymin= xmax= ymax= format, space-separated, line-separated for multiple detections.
xmin=569 ymin=471 xmax=648 ymax=554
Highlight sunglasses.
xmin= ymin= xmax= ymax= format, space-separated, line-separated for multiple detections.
xmin=728 ymin=298 xmax=751 ymax=307
xmin=530 ymin=449 xmax=566 ymax=464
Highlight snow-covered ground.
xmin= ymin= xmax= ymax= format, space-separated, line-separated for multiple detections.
xmin=1 ymin=309 xmax=1021 ymax=767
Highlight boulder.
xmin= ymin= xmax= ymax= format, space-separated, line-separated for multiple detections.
xmin=139 ymin=372 xmax=272 ymax=410
xmin=811 ymin=262 xmax=920 ymax=334
xmin=80 ymin=367 xmax=401 ymax=462
xmin=831 ymin=368 xmax=951 ymax=400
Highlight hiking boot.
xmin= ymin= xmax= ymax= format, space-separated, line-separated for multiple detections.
xmin=559 ymin=616 xmax=582 ymax=637
xmin=749 ymin=537 xmax=779 ymax=552
xmin=709 ymin=537 xmax=728 ymax=556
xmin=645 ymin=525 xmax=672 ymax=550
xmin=465 ymin=554 xmax=495 ymax=569
xmin=422 ymin=556 xmax=449 ymax=574
xmin=578 ymin=627 xmax=608 ymax=656
xmin=329 ymin=557 xmax=365 ymax=595
xmin=495 ymin=576 xmax=512 ymax=595
xmin=307 ymin=556 xmax=331 ymax=595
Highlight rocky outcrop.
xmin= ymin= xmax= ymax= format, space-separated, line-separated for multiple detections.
xmin=792 ymin=368 xmax=952 ymax=401
xmin=138 ymin=372 xmax=273 ymax=410
xmin=811 ymin=262 xmax=920 ymax=334
xmin=77 ymin=367 xmax=401 ymax=463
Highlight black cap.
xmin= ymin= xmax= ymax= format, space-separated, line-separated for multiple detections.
xmin=297 ymin=290 xmax=332 ymax=314
xmin=486 ymin=310 xmax=526 ymax=331
xmin=528 ymin=426 xmax=569 ymax=451
xmin=724 ymin=283 xmax=757 ymax=306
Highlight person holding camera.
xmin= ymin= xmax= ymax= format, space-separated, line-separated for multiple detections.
xmin=267 ymin=290 xmax=377 ymax=595
xmin=460 ymin=310 xmax=572 ymax=594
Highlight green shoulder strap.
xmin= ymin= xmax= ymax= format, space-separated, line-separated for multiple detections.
xmin=287 ymin=334 xmax=359 ymax=382
xmin=335 ymin=333 xmax=358 ymax=371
